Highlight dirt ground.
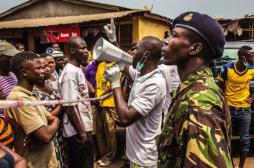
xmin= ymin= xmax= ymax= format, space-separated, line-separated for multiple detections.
xmin=94 ymin=157 xmax=254 ymax=168
xmin=233 ymin=157 xmax=254 ymax=168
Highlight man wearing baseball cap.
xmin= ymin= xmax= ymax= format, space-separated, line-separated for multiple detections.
xmin=158 ymin=12 xmax=233 ymax=168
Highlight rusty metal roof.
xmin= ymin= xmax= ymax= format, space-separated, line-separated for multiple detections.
xmin=0 ymin=0 xmax=131 ymax=20
xmin=0 ymin=10 xmax=147 ymax=29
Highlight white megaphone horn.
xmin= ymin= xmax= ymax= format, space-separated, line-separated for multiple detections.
xmin=92 ymin=37 xmax=133 ymax=65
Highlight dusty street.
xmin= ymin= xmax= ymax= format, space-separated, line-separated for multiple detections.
xmin=94 ymin=157 xmax=254 ymax=168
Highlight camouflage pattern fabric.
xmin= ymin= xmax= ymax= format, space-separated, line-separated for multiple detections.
xmin=158 ymin=68 xmax=233 ymax=168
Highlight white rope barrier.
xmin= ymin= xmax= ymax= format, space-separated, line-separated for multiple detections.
xmin=0 ymin=93 xmax=112 ymax=108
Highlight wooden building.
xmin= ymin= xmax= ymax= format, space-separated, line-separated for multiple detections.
xmin=0 ymin=0 xmax=171 ymax=53
xmin=217 ymin=16 xmax=254 ymax=41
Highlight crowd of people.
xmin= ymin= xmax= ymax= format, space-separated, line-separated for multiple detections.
xmin=0 ymin=11 xmax=254 ymax=168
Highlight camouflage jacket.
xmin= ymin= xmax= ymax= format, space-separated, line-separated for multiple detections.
xmin=158 ymin=68 xmax=233 ymax=168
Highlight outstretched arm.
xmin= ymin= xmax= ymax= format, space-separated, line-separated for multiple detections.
xmin=112 ymin=87 xmax=141 ymax=127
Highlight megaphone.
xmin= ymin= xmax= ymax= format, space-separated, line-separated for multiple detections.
xmin=93 ymin=37 xmax=133 ymax=65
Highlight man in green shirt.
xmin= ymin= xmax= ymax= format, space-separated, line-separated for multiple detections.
xmin=6 ymin=52 xmax=60 ymax=168
xmin=158 ymin=12 xmax=233 ymax=168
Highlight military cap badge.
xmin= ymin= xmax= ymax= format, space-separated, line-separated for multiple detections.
xmin=183 ymin=13 xmax=193 ymax=22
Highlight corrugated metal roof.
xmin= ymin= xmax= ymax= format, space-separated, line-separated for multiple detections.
xmin=0 ymin=0 xmax=131 ymax=20
xmin=0 ymin=10 xmax=146 ymax=29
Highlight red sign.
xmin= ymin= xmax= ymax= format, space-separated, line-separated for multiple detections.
xmin=41 ymin=25 xmax=80 ymax=43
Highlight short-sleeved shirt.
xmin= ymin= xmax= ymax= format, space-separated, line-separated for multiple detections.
xmin=96 ymin=62 xmax=115 ymax=107
xmin=6 ymin=86 xmax=58 ymax=168
xmin=158 ymin=65 xmax=181 ymax=123
xmin=126 ymin=66 xmax=166 ymax=167
xmin=33 ymin=81 xmax=59 ymax=112
xmin=217 ymin=62 xmax=254 ymax=108
xmin=0 ymin=73 xmax=17 ymax=118
xmin=59 ymin=63 xmax=93 ymax=137
xmin=84 ymin=61 xmax=98 ymax=88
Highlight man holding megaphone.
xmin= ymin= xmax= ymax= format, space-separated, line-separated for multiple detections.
xmin=104 ymin=36 xmax=166 ymax=168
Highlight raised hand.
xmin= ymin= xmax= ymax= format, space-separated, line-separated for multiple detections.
xmin=104 ymin=18 xmax=117 ymax=43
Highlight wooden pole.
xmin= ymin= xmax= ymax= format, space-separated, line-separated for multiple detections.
xmin=28 ymin=32 xmax=35 ymax=52
xmin=252 ymin=22 xmax=254 ymax=39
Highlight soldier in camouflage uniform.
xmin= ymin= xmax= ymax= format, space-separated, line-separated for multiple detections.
xmin=158 ymin=12 xmax=234 ymax=168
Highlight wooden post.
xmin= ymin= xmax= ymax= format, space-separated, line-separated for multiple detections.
xmin=28 ymin=32 xmax=35 ymax=52
xmin=118 ymin=20 xmax=121 ymax=45
xmin=252 ymin=22 xmax=254 ymax=39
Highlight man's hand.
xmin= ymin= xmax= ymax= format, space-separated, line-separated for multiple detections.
xmin=246 ymin=96 xmax=254 ymax=104
xmin=78 ymin=132 xmax=88 ymax=144
xmin=105 ymin=63 xmax=121 ymax=89
xmin=47 ymin=114 xmax=57 ymax=123
xmin=90 ymin=99 xmax=99 ymax=106
xmin=104 ymin=18 xmax=117 ymax=43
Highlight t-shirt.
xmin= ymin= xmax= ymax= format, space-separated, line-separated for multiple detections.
xmin=96 ymin=62 xmax=115 ymax=107
xmin=217 ymin=62 xmax=254 ymax=108
xmin=85 ymin=61 xmax=98 ymax=88
xmin=6 ymin=86 xmax=58 ymax=168
xmin=158 ymin=65 xmax=181 ymax=123
xmin=0 ymin=73 xmax=17 ymax=118
xmin=59 ymin=63 xmax=93 ymax=137
xmin=126 ymin=66 xmax=166 ymax=166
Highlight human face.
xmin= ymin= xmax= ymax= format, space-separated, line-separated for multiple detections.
xmin=17 ymin=45 xmax=25 ymax=52
xmin=63 ymin=57 xmax=69 ymax=67
xmin=55 ymin=57 xmax=64 ymax=70
xmin=244 ymin=50 xmax=254 ymax=65
xmin=52 ymin=43 xmax=60 ymax=51
xmin=129 ymin=41 xmax=146 ymax=68
xmin=162 ymin=27 xmax=193 ymax=65
xmin=71 ymin=40 xmax=89 ymax=66
xmin=22 ymin=58 xmax=45 ymax=85
xmin=40 ymin=58 xmax=51 ymax=80
xmin=127 ymin=43 xmax=137 ymax=54
xmin=0 ymin=55 xmax=11 ymax=75
xmin=46 ymin=55 xmax=56 ymax=72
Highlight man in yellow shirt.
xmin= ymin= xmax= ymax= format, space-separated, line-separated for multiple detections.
xmin=217 ymin=45 xmax=254 ymax=168
xmin=95 ymin=61 xmax=117 ymax=167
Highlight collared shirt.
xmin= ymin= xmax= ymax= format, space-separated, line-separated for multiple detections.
xmin=217 ymin=62 xmax=254 ymax=108
xmin=158 ymin=68 xmax=233 ymax=168
xmin=6 ymin=86 xmax=58 ymax=168
xmin=126 ymin=66 xmax=166 ymax=166
xmin=59 ymin=63 xmax=93 ymax=137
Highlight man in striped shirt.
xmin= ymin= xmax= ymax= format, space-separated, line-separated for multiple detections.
xmin=0 ymin=41 xmax=20 ymax=118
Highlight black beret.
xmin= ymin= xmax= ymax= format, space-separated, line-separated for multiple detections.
xmin=173 ymin=12 xmax=225 ymax=59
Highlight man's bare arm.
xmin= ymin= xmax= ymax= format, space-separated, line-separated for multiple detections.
xmin=32 ymin=115 xmax=60 ymax=143
xmin=65 ymin=106 xmax=87 ymax=143
xmin=112 ymin=87 xmax=142 ymax=127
